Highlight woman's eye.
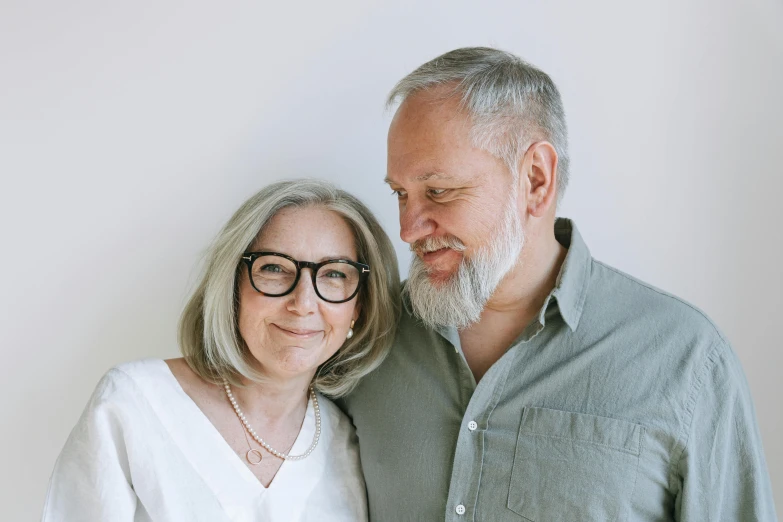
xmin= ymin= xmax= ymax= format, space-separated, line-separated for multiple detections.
xmin=323 ymin=270 xmax=347 ymax=279
xmin=260 ymin=264 xmax=284 ymax=273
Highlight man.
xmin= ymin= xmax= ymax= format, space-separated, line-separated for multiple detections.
xmin=340 ymin=47 xmax=777 ymax=521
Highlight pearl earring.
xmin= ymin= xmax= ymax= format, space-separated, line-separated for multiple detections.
xmin=346 ymin=320 xmax=355 ymax=340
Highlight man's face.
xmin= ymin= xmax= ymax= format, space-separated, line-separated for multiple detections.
xmin=386 ymin=90 xmax=525 ymax=327
xmin=386 ymin=91 xmax=518 ymax=280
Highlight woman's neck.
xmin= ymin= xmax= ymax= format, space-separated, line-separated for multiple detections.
xmin=231 ymin=371 xmax=313 ymax=426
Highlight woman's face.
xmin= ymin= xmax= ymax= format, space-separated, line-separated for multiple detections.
xmin=238 ymin=205 xmax=360 ymax=382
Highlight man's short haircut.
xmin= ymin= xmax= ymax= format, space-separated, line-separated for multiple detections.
xmin=387 ymin=46 xmax=570 ymax=201
xmin=178 ymin=179 xmax=401 ymax=397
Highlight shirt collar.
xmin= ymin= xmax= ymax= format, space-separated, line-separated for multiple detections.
xmin=401 ymin=217 xmax=592 ymax=333
xmin=545 ymin=217 xmax=591 ymax=332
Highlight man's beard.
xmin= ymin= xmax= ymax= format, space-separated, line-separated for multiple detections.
xmin=404 ymin=194 xmax=524 ymax=329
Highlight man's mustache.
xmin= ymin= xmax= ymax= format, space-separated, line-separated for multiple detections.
xmin=410 ymin=235 xmax=467 ymax=255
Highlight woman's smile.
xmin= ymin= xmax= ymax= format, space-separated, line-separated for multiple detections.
xmin=270 ymin=323 xmax=324 ymax=340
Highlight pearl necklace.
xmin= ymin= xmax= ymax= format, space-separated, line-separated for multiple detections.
xmin=222 ymin=380 xmax=321 ymax=461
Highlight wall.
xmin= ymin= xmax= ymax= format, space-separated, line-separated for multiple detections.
xmin=1 ymin=0 xmax=781 ymax=518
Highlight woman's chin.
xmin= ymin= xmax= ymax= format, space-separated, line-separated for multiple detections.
xmin=262 ymin=349 xmax=325 ymax=380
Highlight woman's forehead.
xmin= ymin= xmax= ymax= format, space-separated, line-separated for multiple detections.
xmin=253 ymin=206 xmax=357 ymax=259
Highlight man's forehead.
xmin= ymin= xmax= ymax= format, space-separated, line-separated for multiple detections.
xmin=389 ymin=92 xmax=470 ymax=139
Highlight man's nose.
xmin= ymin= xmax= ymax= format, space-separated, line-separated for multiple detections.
xmin=399 ymin=197 xmax=436 ymax=245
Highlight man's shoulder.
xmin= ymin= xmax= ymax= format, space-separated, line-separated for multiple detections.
xmin=395 ymin=280 xmax=443 ymax=340
xmin=340 ymin=285 xmax=449 ymax=412
xmin=587 ymin=258 xmax=729 ymax=346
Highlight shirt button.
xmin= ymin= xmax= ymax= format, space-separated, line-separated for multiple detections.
xmin=468 ymin=421 xmax=477 ymax=431
xmin=456 ymin=504 xmax=466 ymax=515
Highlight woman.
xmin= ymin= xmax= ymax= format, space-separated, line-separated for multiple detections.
xmin=42 ymin=179 xmax=400 ymax=521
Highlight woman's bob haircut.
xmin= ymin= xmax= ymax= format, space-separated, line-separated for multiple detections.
xmin=178 ymin=179 xmax=400 ymax=397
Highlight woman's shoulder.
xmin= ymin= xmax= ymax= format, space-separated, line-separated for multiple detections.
xmin=111 ymin=357 xmax=170 ymax=377
xmin=90 ymin=358 xmax=173 ymax=404
xmin=310 ymin=394 xmax=367 ymax=515
xmin=104 ymin=358 xmax=170 ymax=385
xmin=316 ymin=394 xmax=357 ymax=438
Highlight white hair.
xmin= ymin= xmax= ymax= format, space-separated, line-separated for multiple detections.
xmin=388 ymin=47 xmax=570 ymax=201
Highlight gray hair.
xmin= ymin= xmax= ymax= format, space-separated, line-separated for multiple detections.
xmin=178 ymin=179 xmax=401 ymax=397
xmin=387 ymin=47 xmax=570 ymax=200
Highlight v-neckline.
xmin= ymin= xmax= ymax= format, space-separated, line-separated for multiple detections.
xmin=148 ymin=359 xmax=315 ymax=493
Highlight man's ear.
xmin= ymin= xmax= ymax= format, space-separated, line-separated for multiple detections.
xmin=521 ymin=141 xmax=559 ymax=218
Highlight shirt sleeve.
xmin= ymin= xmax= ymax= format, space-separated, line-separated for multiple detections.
xmin=675 ymin=342 xmax=778 ymax=521
xmin=42 ymin=369 xmax=138 ymax=521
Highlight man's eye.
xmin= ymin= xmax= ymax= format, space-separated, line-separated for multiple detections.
xmin=428 ymin=188 xmax=448 ymax=197
xmin=391 ymin=189 xmax=407 ymax=198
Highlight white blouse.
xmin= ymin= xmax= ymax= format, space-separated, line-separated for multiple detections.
xmin=42 ymin=359 xmax=368 ymax=521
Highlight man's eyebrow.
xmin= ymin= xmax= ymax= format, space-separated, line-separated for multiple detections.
xmin=415 ymin=172 xmax=452 ymax=182
xmin=384 ymin=172 xmax=455 ymax=185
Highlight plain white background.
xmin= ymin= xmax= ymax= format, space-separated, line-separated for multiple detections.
xmin=1 ymin=0 xmax=781 ymax=519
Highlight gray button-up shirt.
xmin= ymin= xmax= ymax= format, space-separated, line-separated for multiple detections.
xmin=339 ymin=219 xmax=777 ymax=521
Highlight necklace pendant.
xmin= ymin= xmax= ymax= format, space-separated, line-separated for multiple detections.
xmin=246 ymin=449 xmax=263 ymax=465
xmin=224 ymin=381 xmax=320 ymax=461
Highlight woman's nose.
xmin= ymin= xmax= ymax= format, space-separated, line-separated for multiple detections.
xmin=286 ymin=269 xmax=319 ymax=315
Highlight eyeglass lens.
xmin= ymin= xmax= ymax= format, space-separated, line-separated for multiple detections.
xmin=249 ymin=255 xmax=361 ymax=302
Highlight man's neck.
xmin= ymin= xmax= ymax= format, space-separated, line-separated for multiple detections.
xmin=484 ymin=223 xmax=566 ymax=317
xmin=459 ymin=226 xmax=567 ymax=382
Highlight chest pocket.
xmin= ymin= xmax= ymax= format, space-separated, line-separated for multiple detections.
xmin=507 ymin=407 xmax=643 ymax=522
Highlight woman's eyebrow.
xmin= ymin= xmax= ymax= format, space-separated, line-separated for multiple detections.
xmin=252 ymin=249 xmax=355 ymax=261
xmin=316 ymin=255 xmax=357 ymax=263
xmin=253 ymin=250 xmax=357 ymax=263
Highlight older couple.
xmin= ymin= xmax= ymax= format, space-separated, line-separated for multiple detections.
xmin=44 ymin=48 xmax=777 ymax=521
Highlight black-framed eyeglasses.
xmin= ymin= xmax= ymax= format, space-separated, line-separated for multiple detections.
xmin=241 ymin=252 xmax=370 ymax=304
